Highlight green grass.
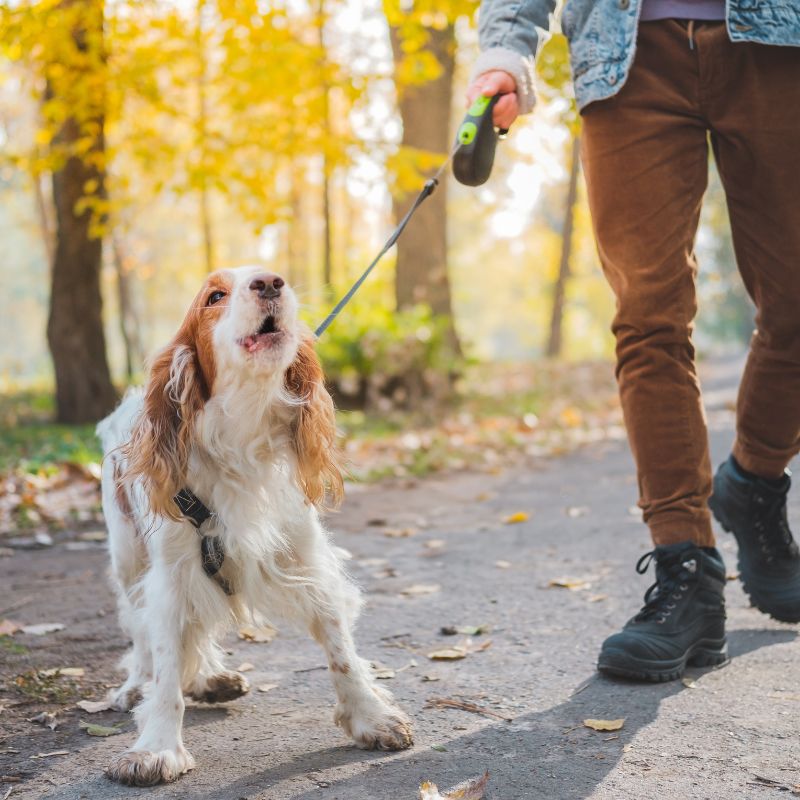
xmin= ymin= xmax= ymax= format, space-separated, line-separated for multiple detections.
xmin=0 ymin=635 xmax=29 ymax=656
xmin=0 ymin=389 xmax=102 ymax=473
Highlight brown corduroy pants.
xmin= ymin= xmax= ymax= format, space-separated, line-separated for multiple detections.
xmin=580 ymin=20 xmax=800 ymax=547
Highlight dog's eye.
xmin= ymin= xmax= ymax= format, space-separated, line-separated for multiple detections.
xmin=207 ymin=290 xmax=226 ymax=306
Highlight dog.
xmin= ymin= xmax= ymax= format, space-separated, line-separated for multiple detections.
xmin=96 ymin=265 xmax=413 ymax=786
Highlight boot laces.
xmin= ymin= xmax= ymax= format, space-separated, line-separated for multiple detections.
xmin=752 ymin=489 xmax=799 ymax=562
xmin=634 ymin=550 xmax=697 ymax=624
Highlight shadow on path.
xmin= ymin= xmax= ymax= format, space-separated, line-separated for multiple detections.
xmin=184 ymin=627 xmax=794 ymax=800
xmin=38 ymin=629 xmax=796 ymax=800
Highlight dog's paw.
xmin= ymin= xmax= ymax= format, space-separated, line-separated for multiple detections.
xmin=189 ymin=671 xmax=250 ymax=704
xmin=335 ymin=699 xmax=413 ymax=751
xmin=105 ymin=747 xmax=195 ymax=786
xmin=107 ymin=684 xmax=142 ymax=712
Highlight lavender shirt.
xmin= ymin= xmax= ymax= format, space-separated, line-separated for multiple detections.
xmin=640 ymin=0 xmax=726 ymax=21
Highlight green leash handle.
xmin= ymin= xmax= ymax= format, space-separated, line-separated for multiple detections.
xmin=452 ymin=93 xmax=508 ymax=187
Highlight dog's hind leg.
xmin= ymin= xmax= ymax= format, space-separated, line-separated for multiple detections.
xmin=108 ymin=595 xmax=151 ymax=711
xmin=184 ymin=635 xmax=249 ymax=704
xmin=101 ymin=456 xmax=151 ymax=712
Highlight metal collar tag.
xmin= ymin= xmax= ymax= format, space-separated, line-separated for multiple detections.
xmin=173 ymin=488 xmax=234 ymax=596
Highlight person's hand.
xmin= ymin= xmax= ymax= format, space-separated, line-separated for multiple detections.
xmin=466 ymin=70 xmax=519 ymax=130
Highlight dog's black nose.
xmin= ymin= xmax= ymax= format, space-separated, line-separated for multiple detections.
xmin=249 ymin=274 xmax=284 ymax=299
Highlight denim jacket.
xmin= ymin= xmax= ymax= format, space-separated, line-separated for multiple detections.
xmin=471 ymin=0 xmax=800 ymax=113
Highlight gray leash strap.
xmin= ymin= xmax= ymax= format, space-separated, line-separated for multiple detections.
xmin=314 ymin=147 xmax=457 ymax=338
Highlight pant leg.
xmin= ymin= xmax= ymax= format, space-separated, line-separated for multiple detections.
xmin=580 ymin=20 xmax=715 ymax=547
xmin=700 ymin=27 xmax=800 ymax=479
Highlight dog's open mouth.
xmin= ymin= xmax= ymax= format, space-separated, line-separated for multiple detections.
xmin=239 ymin=315 xmax=284 ymax=353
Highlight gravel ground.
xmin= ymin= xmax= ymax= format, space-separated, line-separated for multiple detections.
xmin=1 ymin=357 xmax=798 ymax=800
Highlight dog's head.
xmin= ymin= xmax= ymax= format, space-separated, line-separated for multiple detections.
xmin=123 ymin=266 xmax=342 ymax=518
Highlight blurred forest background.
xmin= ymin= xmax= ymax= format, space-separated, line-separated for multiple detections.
xmin=0 ymin=0 xmax=753 ymax=520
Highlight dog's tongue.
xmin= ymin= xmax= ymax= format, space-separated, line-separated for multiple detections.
xmin=242 ymin=335 xmax=259 ymax=352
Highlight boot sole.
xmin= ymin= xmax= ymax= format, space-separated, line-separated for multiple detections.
xmin=597 ymin=638 xmax=728 ymax=683
xmin=709 ymin=497 xmax=800 ymax=624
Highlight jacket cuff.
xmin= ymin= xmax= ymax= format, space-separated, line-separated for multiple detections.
xmin=469 ymin=46 xmax=537 ymax=115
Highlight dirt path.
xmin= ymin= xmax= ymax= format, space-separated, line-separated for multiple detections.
xmin=2 ymin=358 xmax=799 ymax=799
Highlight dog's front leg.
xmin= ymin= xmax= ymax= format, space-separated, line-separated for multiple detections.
xmin=311 ymin=612 xmax=412 ymax=751
xmin=299 ymin=539 xmax=413 ymax=753
xmin=106 ymin=565 xmax=195 ymax=786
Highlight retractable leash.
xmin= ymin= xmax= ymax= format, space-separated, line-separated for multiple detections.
xmin=314 ymin=93 xmax=508 ymax=338
xmin=177 ymin=95 xmax=509 ymax=594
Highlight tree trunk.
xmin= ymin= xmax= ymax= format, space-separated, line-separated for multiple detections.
xmin=112 ymin=235 xmax=143 ymax=381
xmin=47 ymin=0 xmax=117 ymax=423
xmin=33 ymin=171 xmax=55 ymax=271
xmin=546 ymin=135 xmax=580 ymax=359
xmin=286 ymin=160 xmax=306 ymax=287
xmin=316 ymin=0 xmax=333 ymax=297
xmin=389 ymin=24 xmax=459 ymax=350
xmin=196 ymin=0 xmax=215 ymax=273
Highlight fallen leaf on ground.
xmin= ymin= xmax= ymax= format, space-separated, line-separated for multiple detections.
xmin=40 ymin=667 xmax=84 ymax=678
xmin=428 ymin=647 xmax=467 ymax=661
xmin=79 ymin=721 xmax=124 ymax=737
xmin=238 ymin=624 xmax=277 ymax=643
xmin=584 ymin=718 xmax=625 ymax=732
xmin=440 ymin=625 xmax=488 ymax=637
xmin=0 ymin=619 xmax=22 ymax=636
xmin=681 ymin=678 xmax=698 ymax=689
xmin=419 ymin=770 xmax=490 ymax=800
xmin=370 ymin=662 xmax=396 ymax=679
xmin=424 ymin=539 xmax=446 ymax=549
xmin=726 ymin=572 xmax=739 ymax=581
xmin=430 ymin=744 xmax=447 ymax=752
xmin=257 ymin=684 xmax=278 ymax=693
xmin=77 ymin=699 xmax=113 ymax=713
xmin=548 ymin=577 xmax=590 ymax=591
xmin=566 ymin=506 xmax=590 ymax=518
xmin=502 ymin=512 xmax=529 ymax=524
xmin=358 ymin=557 xmax=388 ymax=568
xmin=768 ymin=692 xmax=800 ymax=701
xmin=495 ymin=560 xmax=512 ymax=569
xmin=383 ymin=527 xmax=417 ymax=538
xmin=401 ymin=584 xmax=440 ymax=597
xmin=77 ymin=530 xmax=106 ymax=542
xmin=237 ymin=662 xmax=255 ymax=673
xmin=588 ymin=594 xmax=608 ymax=603
xmin=422 ymin=674 xmax=440 ymax=682
xmin=28 ymin=712 xmax=58 ymax=730
xmin=21 ymin=623 xmax=65 ymax=636
xmin=426 ymin=698 xmax=512 ymax=722
xmin=559 ymin=407 xmax=583 ymax=427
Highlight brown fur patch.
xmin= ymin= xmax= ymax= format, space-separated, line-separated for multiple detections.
xmin=189 ymin=671 xmax=249 ymax=704
xmin=284 ymin=339 xmax=344 ymax=508
xmin=120 ymin=272 xmax=233 ymax=520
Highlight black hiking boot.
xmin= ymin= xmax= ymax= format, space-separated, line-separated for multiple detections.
xmin=597 ymin=542 xmax=727 ymax=682
xmin=709 ymin=456 xmax=800 ymax=623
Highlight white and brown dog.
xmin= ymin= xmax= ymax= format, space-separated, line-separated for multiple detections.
xmin=97 ymin=266 xmax=412 ymax=786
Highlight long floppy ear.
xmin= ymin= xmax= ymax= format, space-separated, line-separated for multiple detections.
xmin=122 ymin=340 xmax=206 ymax=521
xmin=285 ymin=338 xmax=344 ymax=508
